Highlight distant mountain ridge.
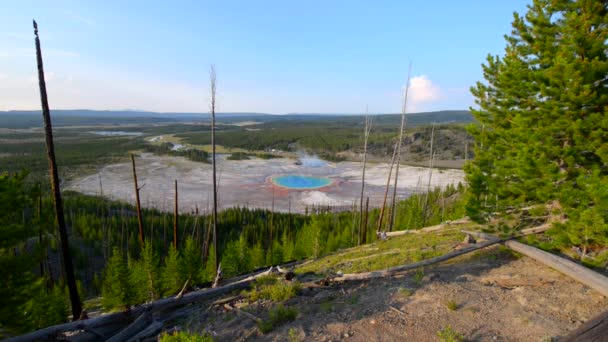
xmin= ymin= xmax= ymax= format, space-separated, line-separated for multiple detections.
xmin=0 ymin=109 xmax=473 ymax=128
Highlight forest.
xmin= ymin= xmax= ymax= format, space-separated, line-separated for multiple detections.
xmin=0 ymin=170 xmax=465 ymax=335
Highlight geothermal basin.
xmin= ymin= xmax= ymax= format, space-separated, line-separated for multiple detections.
xmin=68 ymin=153 xmax=465 ymax=214
xmin=271 ymin=175 xmax=333 ymax=190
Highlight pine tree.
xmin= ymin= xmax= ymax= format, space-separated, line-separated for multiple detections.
xmin=162 ymin=244 xmax=184 ymax=296
xmin=467 ymin=0 xmax=608 ymax=254
xmin=181 ymin=237 xmax=202 ymax=284
xmin=101 ymin=247 xmax=133 ymax=310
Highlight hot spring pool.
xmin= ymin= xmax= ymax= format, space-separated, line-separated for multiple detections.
xmin=271 ymin=175 xmax=332 ymax=189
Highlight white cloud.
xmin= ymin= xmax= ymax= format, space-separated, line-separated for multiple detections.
xmin=406 ymin=75 xmax=442 ymax=112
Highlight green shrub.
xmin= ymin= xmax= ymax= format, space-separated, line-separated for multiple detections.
xmin=446 ymin=300 xmax=458 ymax=311
xmin=437 ymin=325 xmax=463 ymax=342
xmin=248 ymin=278 xmax=301 ymax=302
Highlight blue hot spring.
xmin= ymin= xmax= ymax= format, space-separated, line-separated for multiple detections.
xmin=272 ymin=175 xmax=332 ymax=189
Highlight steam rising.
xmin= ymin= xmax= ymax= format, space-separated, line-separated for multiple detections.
xmin=297 ymin=151 xmax=326 ymax=167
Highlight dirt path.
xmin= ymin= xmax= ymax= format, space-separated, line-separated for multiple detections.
xmin=182 ymin=246 xmax=607 ymax=341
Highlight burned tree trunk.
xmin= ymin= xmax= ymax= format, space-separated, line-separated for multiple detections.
xmin=131 ymin=154 xmax=145 ymax=245
xmin=33 ymin=20 xmax=82 ymax=320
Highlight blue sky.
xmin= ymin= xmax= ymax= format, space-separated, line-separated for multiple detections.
xmin=0 ymin=1 xmax=531 ymax=114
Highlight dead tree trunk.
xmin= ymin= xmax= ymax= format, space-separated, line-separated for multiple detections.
xmin=388 ymin=63 xmax=412 ymax=232
xmin=361 ymin=197 xmax=369 ymax=244
xmin=33 ymin=20 xmax=82 ymax=320
xmin=421 ymin=123 xmax=436 ymax=226
xmin=377 ymin=142 xmax=398 ymax=232
xmin=270 ymin=185 xmax=275 ymax=262
xmin=358 ymin=111 xmax=372 ymax=245
xmin=131 ymin=154 xmax=145 ymax=246
xmin=173 ymin=180 xmax=178 ymax=249
xmin=209 ymin=65 xmax=220 ymax=275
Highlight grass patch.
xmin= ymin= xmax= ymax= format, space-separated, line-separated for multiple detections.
xmin=159 ymin=331 xmax=214 ymax=342
xmin=445 ymin=300 xmax=458 ymax=311
xmin=437 ymin=325 xmax=463 ymax=342
xmin=247 ymin=277 xmax=301 ymax=302
xmin=295 ymin=228 xmax=467 ymax=275
xmin=258 ymin=304 xmax=298 ymax=334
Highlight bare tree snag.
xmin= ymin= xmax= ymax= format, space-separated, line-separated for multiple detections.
xmin=131 ymin=154 xmax=145 ymax=245
xmin=33 ymin=20 xmax=82 ymax=320
xmin=504 ymin=240 xmax=608 ymax=297
xmin=209 ymin=65 xmax=219 ymax=274
xmin=377 ymin=142 xmax=399 ymax=232
xmin=422 ymin=123 xmax=436 ymax=226
xmin=361 ymin=197 xmax=369 ymax=244
xmin=389 ymin=62 xmax=412 ymax=232
xmin=173 ymin=179 xmax=178 ymax=249
xmin=359 ymin=110 xmax=372 ymax=245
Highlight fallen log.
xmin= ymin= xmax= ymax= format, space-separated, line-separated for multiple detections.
xmin=126 ymin=320 xmax=163 ymax=342
xmin=385 ymin=223 xmax=446 ymax=237
xmin=562 ymin=310 xmax=608 ymax=342
xmin=107 ymin=310 xmax=153 ymax=342
xmin=504 ymin=240 xmax=608 ymax=297
xmin=7 ymin=267 xmax=278 ymax=342
xmin=331 ymin=238 xmax=500 ymax=282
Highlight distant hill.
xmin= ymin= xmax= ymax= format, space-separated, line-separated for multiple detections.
xmin=0 ymin=110 xmax=473 ymax=129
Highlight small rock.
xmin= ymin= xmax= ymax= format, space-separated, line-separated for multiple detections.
xmin=369 ymin=319 xmax=376 ymax=324
xmin=343 ymin=333 xmax=350 ymax=338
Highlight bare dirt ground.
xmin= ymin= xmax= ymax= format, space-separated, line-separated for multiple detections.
xmin=176 ymin=246 xmax=607 ymax=341
xmin=67 ymin=153 xmax=464 ymax=214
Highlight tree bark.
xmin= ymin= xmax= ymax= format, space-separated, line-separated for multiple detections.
xmin=33 ymin=20 xmax=82 ymax=320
